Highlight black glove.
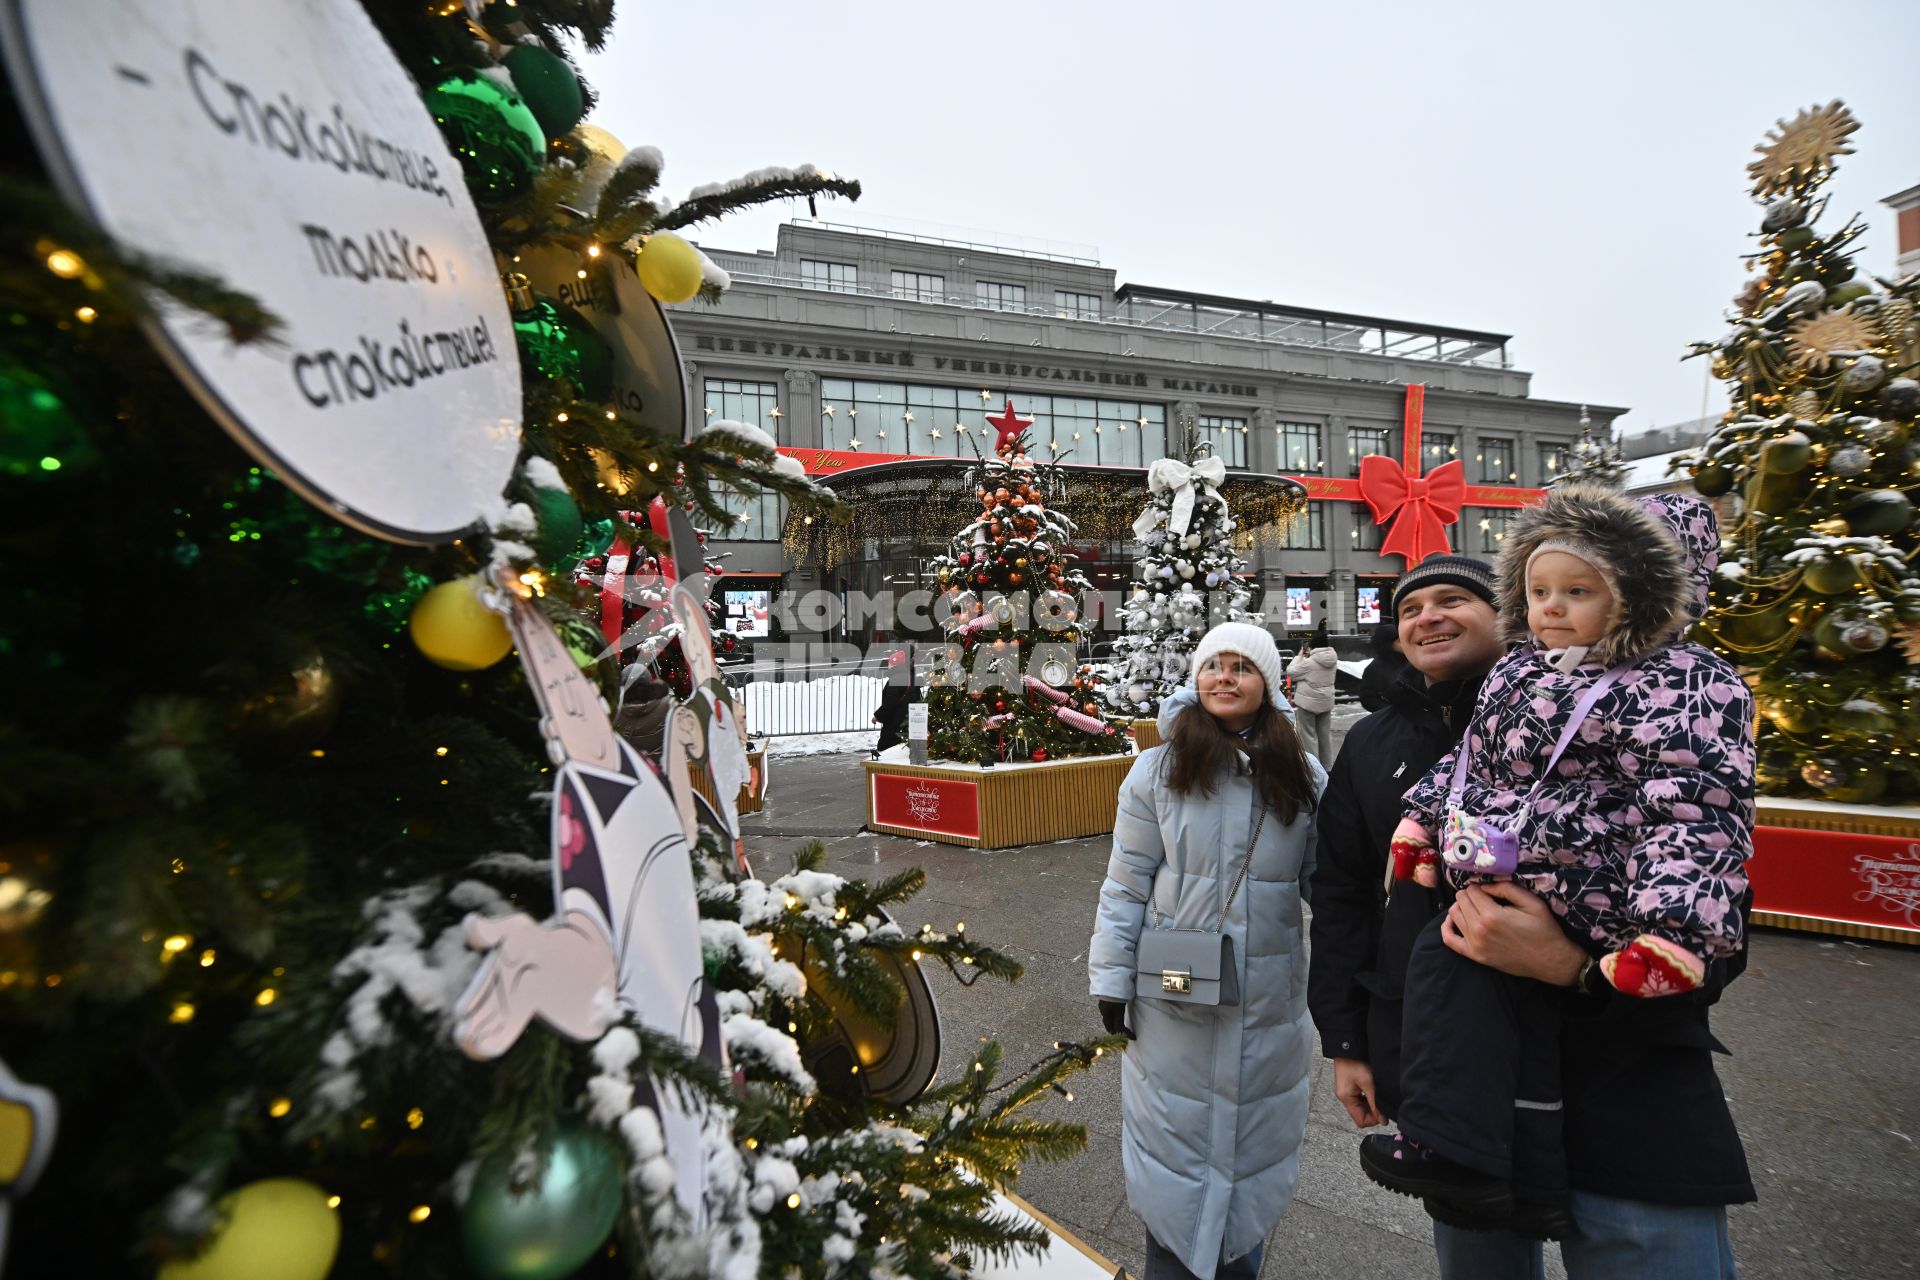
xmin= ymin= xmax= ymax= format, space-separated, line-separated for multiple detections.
xmin=1098 ymin=998 xmax=1135 ymax=1040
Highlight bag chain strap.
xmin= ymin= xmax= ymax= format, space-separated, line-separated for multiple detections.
xmin=1151 ymin=805 xmax=1268 ymax=932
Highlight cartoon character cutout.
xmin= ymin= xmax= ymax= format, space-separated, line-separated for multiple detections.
xmin=0 ymin=1057 xmax=56 ymax=1279
xmin=655 ymin=506 xmax=753 ymax=875
xmin=453 ymin=590 xmax=724 ymax=1226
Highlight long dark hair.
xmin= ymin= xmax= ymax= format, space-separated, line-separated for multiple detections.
xmin=1164 ymin=699 xmax=1318 ymax=825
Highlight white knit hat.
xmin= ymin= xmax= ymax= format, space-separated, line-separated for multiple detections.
xmin=1189 ymin=622 xmax=1286 ymax=709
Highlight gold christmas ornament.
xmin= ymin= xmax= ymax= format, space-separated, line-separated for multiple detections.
xmin=1748 ymin=100 xmax=1859 ymax=197
xmin=1787 ymin=310 xmax=1879 ymax=372
xmin=1789 ymin=390 xmax=1823 ymax=419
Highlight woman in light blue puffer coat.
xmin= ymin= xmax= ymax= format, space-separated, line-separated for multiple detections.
xmin=1089 ymin=622 xmax=1325 ymax=1280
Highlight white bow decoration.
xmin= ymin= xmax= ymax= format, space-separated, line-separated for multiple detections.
xmin=1134 ymin=456 xmax=1227 ymax=539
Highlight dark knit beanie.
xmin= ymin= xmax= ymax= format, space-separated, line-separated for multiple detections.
xmin=1390 ymin=554 xmax=1497 ymax=614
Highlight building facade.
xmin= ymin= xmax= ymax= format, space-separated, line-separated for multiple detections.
xmin=672 ymin=221 xmax=1624 ymax=642
xmin=1884 ymin=183 xmax=1920 ymax=280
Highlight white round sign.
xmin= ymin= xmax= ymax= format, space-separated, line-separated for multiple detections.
xmin=1 ymin=0 xmax=523 ymax=543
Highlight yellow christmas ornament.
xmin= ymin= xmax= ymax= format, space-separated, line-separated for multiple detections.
xmin=634 ymin=232 xmax=703 ymax=304
xmin=409 ymin=577 xmax=512 ymax=671
xmin=158 ymin=1178 xmax=339 ymax=1280
xmin=569 ymin=123 xmax=627 ymax=208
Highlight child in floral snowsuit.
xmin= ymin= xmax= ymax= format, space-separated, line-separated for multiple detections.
xmin=1359 ymin=486 xmax=1755 ymax=1238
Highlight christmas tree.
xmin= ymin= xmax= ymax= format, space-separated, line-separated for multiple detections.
xmin=574 ymin=496 xmax=744 ymax=698
xmin=924 ymin=402 xmax=1129 ymax=764
xmin=1103 ymin=438 xmax=1256 ymax=719
xmin=0 ymin=5 xmax=1118 ymax=1277
xmin=1549 ymin=407 xmax=1626 ymax=489
xmin=1687 ymin=100 xmax=1920 ymax=803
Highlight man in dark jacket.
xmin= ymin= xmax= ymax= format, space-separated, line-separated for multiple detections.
xmin=1310 ymin=553 xmax=1755 ymax=1274
xmin=1311 ymin=555 xmax=1505 ymax=1127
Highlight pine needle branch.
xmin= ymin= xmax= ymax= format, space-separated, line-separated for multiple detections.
xmin=653 ymin=169 xmax=862 ymax=233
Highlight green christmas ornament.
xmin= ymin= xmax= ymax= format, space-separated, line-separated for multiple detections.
xmin=1826 ymin=280 xmax=1871 ymax=306
xmin=1760 ymin=431 xmax=1814 ymax=475
xmin=503 ymin=43 xmax=585 ymax=137
xmin=1831 ymin=698 xmax=1895 ymax=736
xmin=1826 ymin=761 xmax=1889 ymax=804
xmin=424 ymin=70 xmax=546 ymax=204
xmin=529 ymin=484 xmax=584 ymax=563
xmin=1692 ymin=463 xmax=1735 ymax=498
xmin=1777 ymin=226 xmax=1815 ymax=252
xmin=0 ymin=362 xmax=95 ymax=478
xmin=507 ymin=277 xmax=612 ymax=400
xmin=1802 ymin=555 xmax=1861 ymax=595
xmin=1842 ymin=489 xmax=1912 ymax=535
xmin=1743 ymin=467 xmax=1812 ymax=515
xmin=1717 ymin=605 xmax=1795 ymax=649
xmin=461 ymin=1116 xmax=623 ymax=1280
xmin=1759 ymin=695 xmax=1821 ymax=735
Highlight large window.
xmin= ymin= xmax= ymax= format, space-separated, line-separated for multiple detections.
xmin=1474 ymin=507 xmax=1516 ymax=552
xmin=1422 ymin=430 xmax=1457 ymax=469
xmin=1348 ymin=424 xmax=1396 ymax=476
xmin=1539 ymin=440 xmax=1570 ymax=483
xmin=1278 ymin=421 xmax=1323 ymax=473
xmin=976 ymin=281 xmax=1027 ymax=312
xmin=1351 ymin=504 xmax=1385 ymax=551
xmin=1479 ymin=436 xmax=1517 ymax=484
xmin=703 ymin=378 xmax=782 ymax=438
xmin=800 ymin=259 xmax=857 ymax=293
xmin=1054 ymin=290 xmax=1102 ymax=320
xmin=1282 ymin=503 xmax=1325 ymax=550
xmin=818 ymin=378 xmax=1161 ymax=467
xmin=890 ymin=270 xmax=945 ymax=302
xmin=709 ymin=489 xmax=786 ymax=542
xmin=1195 ymin=414 xmax=1248 ymax=469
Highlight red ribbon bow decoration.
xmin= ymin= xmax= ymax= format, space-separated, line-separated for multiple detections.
xmin=1358 ymin=453 xmax=1466 ymax=565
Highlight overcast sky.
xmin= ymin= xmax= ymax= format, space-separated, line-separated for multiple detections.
xmin=582 ymin=0 xmax=1920 ymax=435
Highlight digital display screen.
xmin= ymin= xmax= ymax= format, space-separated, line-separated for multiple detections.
xmin=1357 ymin=585 xmax=1381 ymax=626
xmin=724 ymin=588 xmax=771 ymax=639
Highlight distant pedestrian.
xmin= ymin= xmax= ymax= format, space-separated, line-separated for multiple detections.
xmin=1088 ymin=622 xmax=1325 ymax=1280
xmin=613 ymin=667 xmax=673 ymax=769
xmin=871 ymin=650 xmax=915 ymax=755
xmin=1357 ymin=619 xmax=1408 ymax=712
xmin=1286 ymin=619 xmax=1337 ymax=762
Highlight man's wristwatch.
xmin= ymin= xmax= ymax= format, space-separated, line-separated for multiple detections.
xmin=1571 ymin=954 xmax=1599 ymax=994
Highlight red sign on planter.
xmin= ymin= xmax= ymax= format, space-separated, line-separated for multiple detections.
xmin=871 ymin=772 xmax=980 ymax=839
xmin=1751 ymin=825 xmax=1920 ymax=938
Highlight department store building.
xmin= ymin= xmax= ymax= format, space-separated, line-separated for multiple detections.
xmin=673 ymin=220 xmax=1624 ymax=645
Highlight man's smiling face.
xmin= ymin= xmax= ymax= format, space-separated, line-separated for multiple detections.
xmin=1396 ymin=583 xmax=1503 ymax=684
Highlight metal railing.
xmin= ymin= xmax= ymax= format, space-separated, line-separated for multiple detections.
xmin=742 ymin=673 xmax=884 ymax=738
xmin=700 ymin=269 xmax=1510 ymax=370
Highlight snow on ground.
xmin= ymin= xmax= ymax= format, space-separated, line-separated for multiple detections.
xmin=764 ymin=730 xmax=879 ymax=757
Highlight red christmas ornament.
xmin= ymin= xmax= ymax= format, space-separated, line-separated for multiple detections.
xmin=959 ymin=552 xmax=972 ymax=565
xmin=1030 ymin=747 xmax=1048 ymax=762
xmin=993 ymin=699 xmax=1006 ymax=712
xmin=1008 ymin=572 xmax=1024 ymax=585
xmin=1083 ymin=702 xmax=1098 ymax=715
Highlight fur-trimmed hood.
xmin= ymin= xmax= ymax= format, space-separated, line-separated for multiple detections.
xmin=1495 ymin=485 xmax=1719 ymax=667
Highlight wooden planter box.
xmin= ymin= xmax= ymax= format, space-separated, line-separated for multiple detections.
xmin=1130 ymin=718 xmax=1162 ymax=751
xmin=863 ymin=750 xmax=1136 ymax=849
xmin=1750 ymin=797 xmax=1920 ymax=945
xmin=688 ymin=745 xmax=768 ymax=817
